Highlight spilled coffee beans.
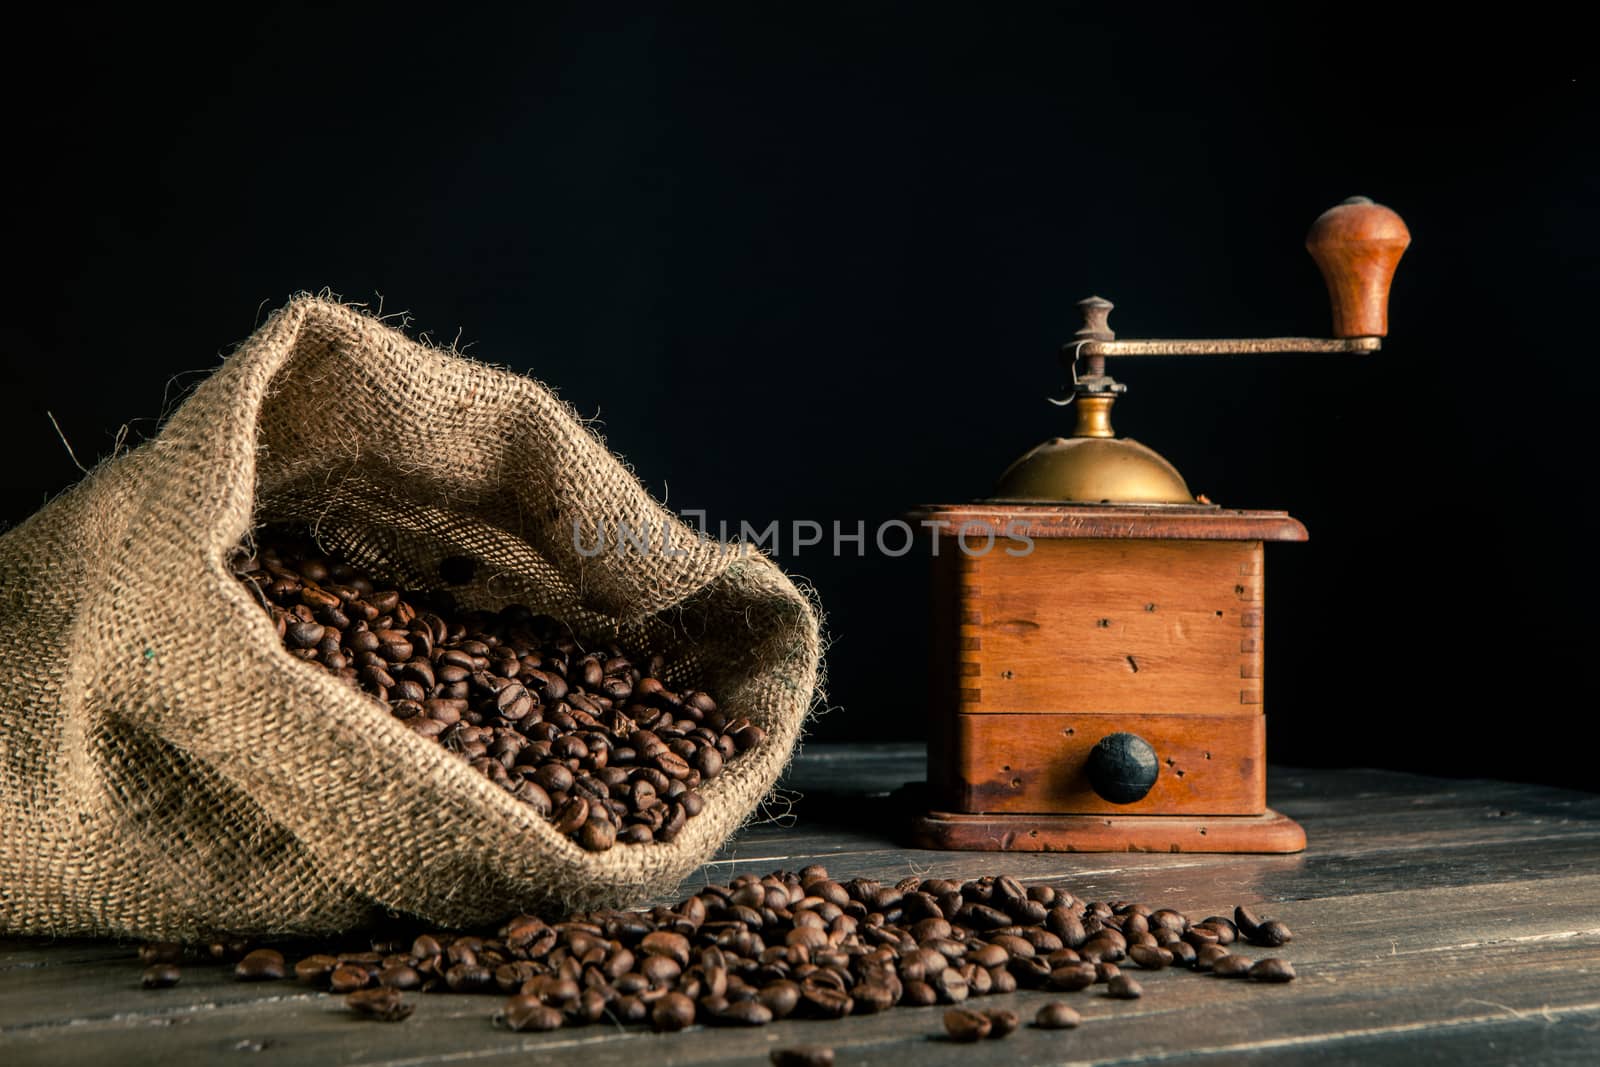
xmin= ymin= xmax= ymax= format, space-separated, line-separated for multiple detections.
xmin=137 ymin=867 xmax=1300 ymax=1038
xmin=234 ymin=530 xmax=759 ymax=852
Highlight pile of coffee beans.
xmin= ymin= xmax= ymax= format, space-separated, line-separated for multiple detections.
xmin=137 ymin=866 xmax=1297 ymax=1037
xmin=232 ymin=529 xmax=761 ymax=851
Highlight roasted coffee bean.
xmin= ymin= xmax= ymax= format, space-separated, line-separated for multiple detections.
xmin=1034 ymin=1001 xmax=1082 ymax=1029
xmin=346 ymin=987 xmax=414 ymax=1022
xmin=943 ymin=1007 xmax=992 ymax=1042
xmin=294 ymin=954 xmax=339 ymax=985
xmin=759 ymin=979 xmax=802 ymax=1018
xmin=1194 ymin=944 xmax=1231 ymax=971
xmin=1212 ymin=954 xmax=1254 ymax=979
xmin=234 ymin=949 xmax=286 ymax=981
xmin=1129 ymin=944 xmax=1173 ymax=970
xmin=651 ymin=991 xmax=697 ymax=1032
xmin=1048 ymin=962 xmax=1098 ymax=991
xmin=1250 ymin=957 xmax=1296 ymax=982
xmin=578 ymin=818 xmax=616 ymax=852
xmin=802 ymin=983 xmax=854 ymax=1018
xmin=717 ymin=999 xmax=773 ymax=1026
xmin=379 ymin=964 xmax=422 ymax=990
xmin=141 ymin=963 xmax=181 ymax=989
xmin=770 ymin=1047 xmax=834 ymax=1067
xmin=852 ymin=981 xmax=897 ymax=1014
xmin=501 ymin=993 xmax=565 ymax=1031
xmin=329 ymin=963 xmax=371 ymax=993
xmin=933 ymin=966 xmax=970 ymax=1004
xmin=984 ymin=1008 xmax=1021 ymax=1038
xmin=1254 ymin=920 xmax=1294 ymax=947
xmin=1107 ymin=974 xmax=1143 ymax=999
xmin=1234 ymin=905 xmax=1263 ymax=940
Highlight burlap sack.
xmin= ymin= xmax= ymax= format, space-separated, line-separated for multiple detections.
xmin=0 ymin=295 xmax=822 ymax=940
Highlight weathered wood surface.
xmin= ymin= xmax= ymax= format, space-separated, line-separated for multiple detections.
xmin=5 ymin=745 xmax=1600 ymax=1065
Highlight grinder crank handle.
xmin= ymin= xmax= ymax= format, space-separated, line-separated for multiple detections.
xmin=1305 ymin=197 xmax=1411 ymax=338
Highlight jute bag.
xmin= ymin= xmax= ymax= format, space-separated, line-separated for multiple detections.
xmin=0 ymin=296 xmax=822 ymax=940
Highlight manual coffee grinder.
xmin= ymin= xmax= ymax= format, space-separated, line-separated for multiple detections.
xmin=910 ymin=197 xmax=1408 ymax=853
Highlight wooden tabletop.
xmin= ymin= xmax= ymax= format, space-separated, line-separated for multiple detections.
xmin=4 ymin=744 xmax=1599 ymax=1065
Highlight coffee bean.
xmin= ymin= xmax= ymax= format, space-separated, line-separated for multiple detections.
xmin=553 ymin=797 xmax=589 ymax=835
xmin=933 ymin=967 xmax=969 ymax=1003
xmin=851 ymin=980 xmax=896 ymax=1014
xmin=578 ymin=818 xmax=616 ymax=851
xmin=346 ymin=987 xmax=414 ymax=1022
xmin=1194 ymin=944 xmax=1231 ymax=972
xmin=1035 ymin=1001 xmax=1082 ymax=1029
xmin=1255 ymin=920 xmax=1294 ymax=947
xmin=716 ymin=999 xmax=773 ymax=1025
xmin=1212 ymin=954 xmax=1254 ymax=979
xmin=1234 ymin=905 xmax=1263 ymax=940
xmin=1107 ymin=974 xmax=1143 ymax=999
xmin=984 ymin=1008 xmax=1021 ymax=1038
xmin=1250 ymin=957 xmax=1296 ymax=982
xmin=943 ymin=1007 xmax=992 ymax=1042
xmin=501 ymin=993 xmax=564 ymax=1031
xmin=329 ymin=963 xmax=371 ymax=993
xmin=1048 ymin=962 xmax=1098 ymax=991
xmin=141 ymin=963 xmax=181 ymax=989
xmin=770 ymin=1047 xmax=834 ymax=1067
xmin=234 ymin=949 xmax=286 ymax=981
xmin=379 ymin=964 xmax=422 ymax=990
xmin=652 ymin=991 xmax=697 ymax=1032
xmin=294 ymin=954 xmax=339 ymax=985
xmin=1129 ymin=944 xmax=1173 ymax=970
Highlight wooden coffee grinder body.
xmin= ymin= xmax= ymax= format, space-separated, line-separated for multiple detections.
xmin=913 ymin=506 xmax=1307 ymax=852
xmin=909 ymin=197 xmax=1410 ymax=853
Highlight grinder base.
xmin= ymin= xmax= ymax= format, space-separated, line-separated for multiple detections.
xmin=909 ymin=808 xmax=1306 ymax=853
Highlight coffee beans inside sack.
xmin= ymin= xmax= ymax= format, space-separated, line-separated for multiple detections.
xmin=237 ymin=528 xmax=764 ymax=851
xmin=0 ymin=296 xmax=822 ymax=939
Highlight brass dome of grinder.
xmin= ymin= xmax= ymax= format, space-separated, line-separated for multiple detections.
xmin=988 ymin=436 xmax=1195 ymax=504
xmin=988 ymin=396 xmax=1197 ymax=505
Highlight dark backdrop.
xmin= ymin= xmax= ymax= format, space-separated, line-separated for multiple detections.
xmin=3 ymin=4 xmax=1594 ymax=788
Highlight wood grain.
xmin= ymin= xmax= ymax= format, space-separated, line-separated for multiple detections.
xmin=910 ymin=807 xmax=1305 ymax=853
xmin=954 ymin=539 xmax=1267 ymax=715
xmin=1305 ymin=197 xmax=1411 ymax=338
xmin=4 ymin=747 xmax=1598 ymax=1066
xmin=942 ymin=711 xmax=1266 ymax=815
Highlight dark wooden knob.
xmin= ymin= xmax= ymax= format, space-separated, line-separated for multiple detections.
xmin=1084 ymin=732 xmax=1159 ymax=804
xmin=1305 ymin=196 xmax=1410 ymax=338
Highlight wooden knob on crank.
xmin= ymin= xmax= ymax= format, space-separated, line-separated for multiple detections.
xmin=1305 ymin=197 xmax=1410 ymax=338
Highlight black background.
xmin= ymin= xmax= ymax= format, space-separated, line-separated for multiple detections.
xmin=3 ymin=4 xmax=1594 ymax=787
